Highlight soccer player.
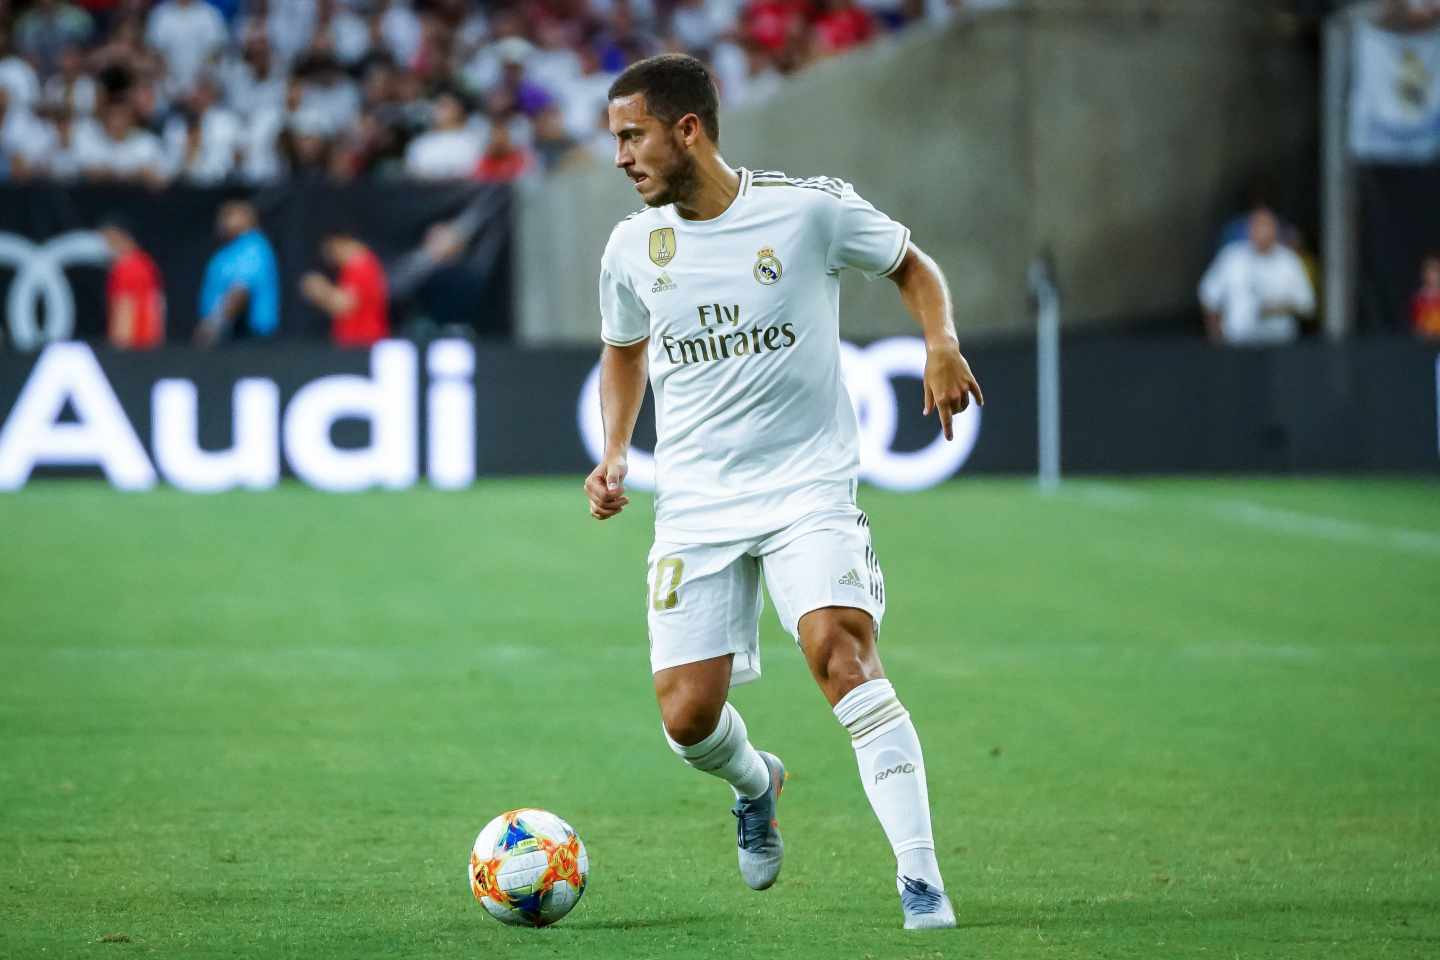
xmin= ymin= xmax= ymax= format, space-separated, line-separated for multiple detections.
xmin=584 ymin=54 xmax=983 ymax=930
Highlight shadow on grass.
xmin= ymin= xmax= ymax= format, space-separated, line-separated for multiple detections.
xmin=561 ymin=913 xmax=718 ymax=931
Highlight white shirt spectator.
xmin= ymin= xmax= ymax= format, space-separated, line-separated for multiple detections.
xmin=164 ymin=106 xmax=242 ymax=183
xmin=323 ymin=10 xmax=371 ymax=65
xmin=219 ymin=55 xmax=287 ymax=119
xmin=242 ymin=105 xmax=285 ymax=181
xmin=267 ymin=0 xmax=317 ymax=65
xmin=404 ymin=126 xmax=483 ymax=179
xmin=0 ymin=54 xmax=40 ymax=109
xmin=381 ymin=0 xmax=422 ymax=66
xmin=75 ymin=120 xmax=167 ymax=179
xmin=1199 ymin=241 xmax=1315 ymax=346
xmin=21 ymin=118 xmax=84 ymax=179
xmin=672 ymin=0 xmax=728 ymax=50
xmin=555 ymin=67 xmax=615 ymax=140
xmin=299 ymin=77 xmax=360 ymax=135
xmin=146 ymin=0 xmax=228 ymax=95
xmin=1 ymin=101 xmax=48 ymax=164
xmin=42 ymin=72 xmax=97 ymax=115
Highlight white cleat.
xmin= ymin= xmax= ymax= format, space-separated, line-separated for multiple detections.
xmin=732 ymin=752 xmax=786 ymax=890
xmin=900 ymin=875 xmax=956 ymax=930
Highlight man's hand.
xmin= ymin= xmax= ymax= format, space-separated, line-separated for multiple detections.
xmin=922 ymin=342 xmax=984 ymax=441
xmin=584 ymin=455 xmax=631 ymax=520
xmin=193 ymin=317 xmax=220 ymax=349
xmin=300 ymin=272 xmax=332 ymax=304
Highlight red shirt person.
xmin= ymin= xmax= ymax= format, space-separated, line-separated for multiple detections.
xmin=1412 ymin=254 xmax=1440 ymax=340
xmin=98 ymin=217 xmax=165 ymax=349
xmin=300 ymin=230 xmax=390 ymax=347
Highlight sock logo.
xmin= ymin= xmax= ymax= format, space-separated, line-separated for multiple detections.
xmin=873 ymin=762 xmax=916 ymax=784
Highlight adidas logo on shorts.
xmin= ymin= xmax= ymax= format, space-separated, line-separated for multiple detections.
xmin=837 ymin=568 xmax=865 ymax=588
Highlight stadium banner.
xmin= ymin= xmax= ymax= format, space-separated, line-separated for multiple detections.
xmin=0 ymin=338 xmax=1436 ymax=492
xmin=1349 ymin=20 xmax=1440 ymax=162
xmin=0 ymin=183 xmax=513 ymax=350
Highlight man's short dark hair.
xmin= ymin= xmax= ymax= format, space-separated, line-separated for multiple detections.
xmin=608 ymin=54 xmax=720 ymax=145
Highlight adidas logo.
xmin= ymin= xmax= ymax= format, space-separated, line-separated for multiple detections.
xmin=837 ymin=568 xmax=864 ymax=588
xmin=651 ymin=272 xmax=677 ymax=293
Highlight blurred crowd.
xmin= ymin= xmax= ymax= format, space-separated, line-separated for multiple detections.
xmin=0 ymin=0 xmax=988 ymax=186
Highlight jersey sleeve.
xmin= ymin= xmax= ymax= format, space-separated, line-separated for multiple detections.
xmin=826 ymin=182 xmax=911 ymax=280
xmin=598 ymin=235 xmax=650 ymax=346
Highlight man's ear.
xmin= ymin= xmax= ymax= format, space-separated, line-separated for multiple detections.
xmin=676 ymin=113 xmax=702 ymax=147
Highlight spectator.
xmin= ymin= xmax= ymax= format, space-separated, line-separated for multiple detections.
xmin=75 ymin=99 xmax=167 ymax=185
xmin=41 ymin=45 xmax=98 ymax=116
xmin=146 ymin=0 xmax=227 ymax=96
xmin=0 ymin=26 xmax=41 ymax=109
xmin=196 ymin=200 xmax=280 ymax=346
xmin=220 ymin=27 xmax=286 ymax=121
xmin=811 ymin=0 xmax=875 ymax=55
xmin=744 ymin=0 xmax=808 ymax=58
xmin=15 ymin=0 xmax=94 ymax=77
xmin=1199 ymin=208 xmax=1316 ymax=346
xmin=531 ymin=104 xmax=583 ymax=172
xmin=473 ymin=121 xmax=532 ymax=183
xmin=98 ymin=214 xmax=166 ymax=350
xmin=311 ymin=0 xmax=371 ymax=67
xmin=35 ymin=104 xmax=85 ymax=179
xmin=299 ymin=226 xmax=390 ymax=347
xmin=163 ymin=76 xmax=242 ymax=183
xmin=1412 ymin=253 xmax=1440 ymax=339
xmin=670 ymin=0 xmax=729 ymax=52
xmin=282 ymin=106 xmax=334 ymax=180
xmin=0 ymin=86 xmax=49 ymax=178
xmin=377 ymin=0 xmax=423 ymax=67
xmin=404 ymin=87 xmax=480 ymax=179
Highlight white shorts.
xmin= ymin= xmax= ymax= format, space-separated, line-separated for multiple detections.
xmin=645 ymin=505 xmax=887 ymax=686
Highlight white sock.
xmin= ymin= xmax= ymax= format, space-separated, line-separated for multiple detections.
xmin=666 ymin=701 xmax=771 ymax=800
xmin=833 ymin=678 xmax=945 ymax=892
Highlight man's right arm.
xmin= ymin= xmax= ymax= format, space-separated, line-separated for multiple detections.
xmin=585 ymin=339 xmax=648 ymax=520
xmin=194 ymin=287 xmax=249 ymax=348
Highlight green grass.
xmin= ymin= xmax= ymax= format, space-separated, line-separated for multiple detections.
xmin=2 ymin=477 xmax=1439 ymax=959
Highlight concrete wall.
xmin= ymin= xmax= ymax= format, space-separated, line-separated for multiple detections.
xmin=516 ymin=0 xmax=1316 ymax=344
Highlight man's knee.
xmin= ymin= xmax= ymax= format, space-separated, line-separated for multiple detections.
xmin=654 ymin=656 xmax=732 ymax=746
xmin=801 ymin=608 xmax=882 ymax=702
xmin=661 ymin=697 xmax=725 ymax=747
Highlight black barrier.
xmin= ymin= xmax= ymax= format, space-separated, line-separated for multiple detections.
xmin=0 ymin=338 xmax=1435 ymax=491
xmin=0 ymin=184 xmax=513 ymax=348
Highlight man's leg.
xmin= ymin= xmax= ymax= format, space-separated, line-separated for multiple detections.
xmin=799 ymin=606 xmax=954 ymax=928
xmin=647 ymin=545 xmax=785 ymax=890
xmin=654 ymin=654 xmax=769 ymax=799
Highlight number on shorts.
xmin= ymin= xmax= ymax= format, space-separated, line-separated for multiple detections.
xmin=651 ymin=557 xmax=684 ymax=611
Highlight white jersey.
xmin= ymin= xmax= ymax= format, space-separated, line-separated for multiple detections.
xmin=599 ymin=167 xmax=910 ymax=543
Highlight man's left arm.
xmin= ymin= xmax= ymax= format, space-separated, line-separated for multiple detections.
xmin=300 ymin=273 xmax=357 ymax=318
xmin=888 ymin=243 xmax=985 ymax=441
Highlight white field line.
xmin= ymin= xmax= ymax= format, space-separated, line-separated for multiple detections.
xmin=1057 ymin=482 xmax=1440 ymax=557
xmin=1203 ymin=498 xmax=1440 ymax=557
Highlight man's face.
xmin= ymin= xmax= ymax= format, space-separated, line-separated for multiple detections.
xmin=218 ymin=203 xmax=253 ymax=239
xmin=608 ymin=93 xmax=697 ymax=208
xmin=1248 ymin=210 xmax=1278 ymax=254
xmin=1424 ymin=258 xmax=1440 ymax=289
xmin=102 ymin=104 xmax=131 ymax=140
xmin=99 ymin=227 xmax=128 ymax=257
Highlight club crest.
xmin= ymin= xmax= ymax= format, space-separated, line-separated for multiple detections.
xmin=753 ymin=247 xmax=782 ymax=285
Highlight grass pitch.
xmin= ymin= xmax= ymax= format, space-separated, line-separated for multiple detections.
xmin=1 ymin=477 xmax=1438 ymax=959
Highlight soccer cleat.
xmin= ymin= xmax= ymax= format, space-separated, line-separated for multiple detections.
xmin=732 ymin=751 xmax=786 ymax=890
xmin=900 ymin=875 xmax=956 ymax=930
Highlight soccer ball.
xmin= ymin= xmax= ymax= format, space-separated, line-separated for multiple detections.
xmin=468 ymin=809 xmax=589 ymax=927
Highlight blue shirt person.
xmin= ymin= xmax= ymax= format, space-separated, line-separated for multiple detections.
xmin=195 ymin=201 xmax=280 ymax=346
